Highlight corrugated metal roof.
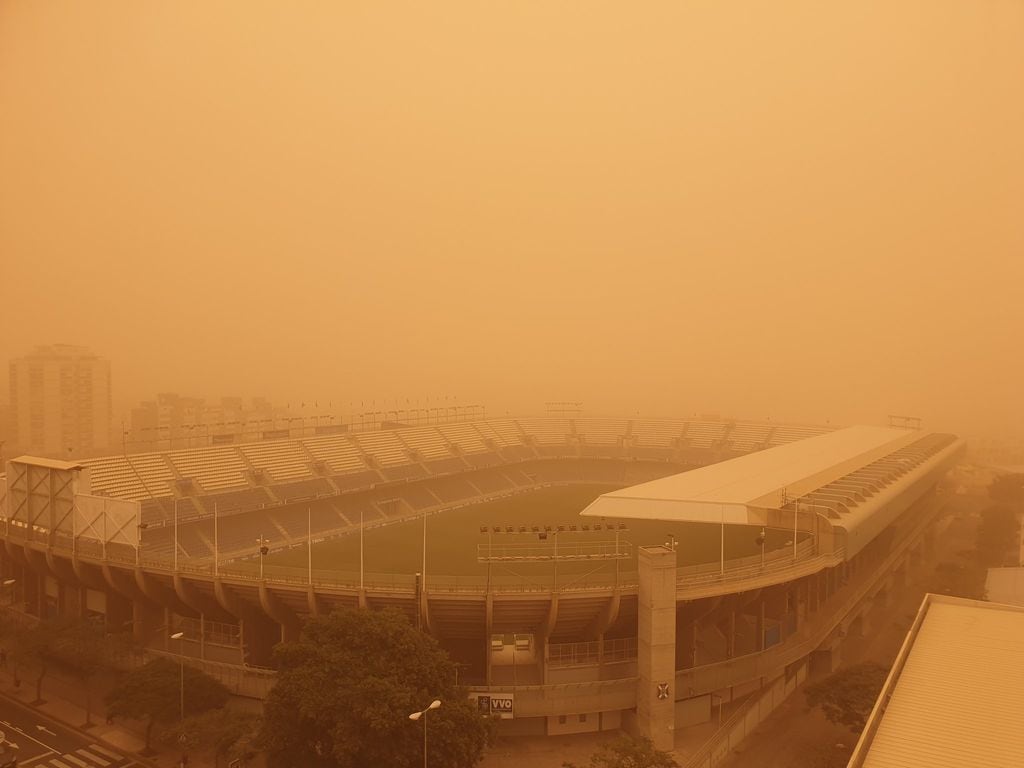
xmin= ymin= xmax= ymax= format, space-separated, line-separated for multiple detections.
xmin=580 ymin=425 xmax=920 ymax=524
xmin=853 ymin=595 xmax=1024 ymax=768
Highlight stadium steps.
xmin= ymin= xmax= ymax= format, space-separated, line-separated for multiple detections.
xmin=427 ymin=596 xmax=487 ymax=641
xmin=344 ymin=435 xmax=389 ymax=484
xmin=491 ymin=597 xmax=555 ymax=635
xmin=162 ymin=453 xmax=185 ymax=483
xmin=548 ymin=596 xmax=610 ymax=642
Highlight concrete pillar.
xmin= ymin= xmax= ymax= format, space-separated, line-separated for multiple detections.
xmin=636 ymin=545 xmax=677 ymax=752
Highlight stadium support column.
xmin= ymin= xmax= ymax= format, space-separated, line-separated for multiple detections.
xmin=636 ymin=544 xmax=677 ymax=752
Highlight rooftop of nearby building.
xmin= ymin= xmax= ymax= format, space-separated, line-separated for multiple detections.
xmin=849 ymin=593 xmax=1024 ymax=768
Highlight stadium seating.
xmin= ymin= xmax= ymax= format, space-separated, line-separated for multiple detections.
xmin=352 ymin=431 xmax=410 ymax=466
xmin=239 ymin=440 xmax=312 ymax=481
xmin=86 ymin=453 xmax=175 ymax=501
xmin=170 ymin=447 xmax=248 ymax=492
xmin=518 ymin=418 xmax=573 ymax=445
xmin=437 ymin=423 xmax=490 ymax=455
xmin=726 ymin=423 xmax=772 ymax=452
xmin=197 ymin=487 xmax=274 ymax=514
xmin=475 ymin=419 xmax=524 ymax=447
xmin=271 ymin=478 xmax=334 ymax=502
xmin=631 ymin=420 xmax=685 ymax=447
xmin=682 ymin=421 xmax=729 ymax=448
xmin=300 ymin=434 xmax=368 ymax=474
xmin=574 ymin=419 xmax=628 ymax=446
xmin=394 ymin=426 xmax=452 ymax=460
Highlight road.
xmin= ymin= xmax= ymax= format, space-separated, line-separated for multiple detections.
xmin=0 ymin=696 xmax=144 ymax=768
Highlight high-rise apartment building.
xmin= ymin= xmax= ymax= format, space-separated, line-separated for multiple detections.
xmin=9 ymin=345 xmax=112 ymax=458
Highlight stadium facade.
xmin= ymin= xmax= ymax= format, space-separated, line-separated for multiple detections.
xmin=0 ymin=417 xmax=963 ymax=751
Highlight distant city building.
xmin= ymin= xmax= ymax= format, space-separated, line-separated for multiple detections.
xmin=9 ymin=344 xmax=112 ymax=459
xmin=128 ymin=393 xmax=290 ymax=451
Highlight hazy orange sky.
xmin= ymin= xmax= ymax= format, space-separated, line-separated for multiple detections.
xmin=1 ymin=1 xmax=1021 ymax=438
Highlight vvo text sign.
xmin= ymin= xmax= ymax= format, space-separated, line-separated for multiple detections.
xmin=474 ymin=692 xmax=514 ymax=719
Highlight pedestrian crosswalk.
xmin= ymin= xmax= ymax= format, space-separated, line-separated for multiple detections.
xmin=38 ymin=742 xmax=142 ymax=768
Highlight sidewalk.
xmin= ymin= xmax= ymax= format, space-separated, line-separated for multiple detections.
xmin=0 ymin=666 xmax=216 ymax=768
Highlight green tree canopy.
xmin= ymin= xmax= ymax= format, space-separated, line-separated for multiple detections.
xmin=562 ymin=735 xmax=679 ymax=768
xmin=989 ymin=474 xmax=1024 ymax=507
xmin=260 ymin=607 xmax=491 ymax=768
xmin=805 ymin=663 xmax=889 ymax=733
xmin=104 ymin=656 xmax=230 ymax=751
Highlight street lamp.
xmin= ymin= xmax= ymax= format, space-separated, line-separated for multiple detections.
xmin=170 ymin=631 xmax=185 ymax=723
xmin=257 ymin=536 xmax=270 ymax=580
xmin=756 ymin=527 xmax=766 ymax=568
xmin=136 ymin=523 xmax=148 ymax=567
xmin=170 ymin=630 xmax=189 ymax=768
xmin=408 ymin=699 xmax=441 ymax=768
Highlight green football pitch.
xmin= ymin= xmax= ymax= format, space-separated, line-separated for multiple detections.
xmin=260 ymin=485 xmax=793 ymax=588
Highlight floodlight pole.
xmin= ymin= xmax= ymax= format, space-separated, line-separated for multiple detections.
xmin=422 ymin=508 xmax=427 ymax=592
xmin=174 ymin=498 xmax=179 ymax=572
xmin=359 ymin=508 xmax=364 ymax=591
xmin=553 ymin=532 xmax=558 ymax=590
xmin=793 ymin=499 xmax=799 ymax=560
xmin=307 ymin=506 xmax=312 ymax=585
xmin=214 ymin=502 xmax=219 ymax=577
xmin=720 ymin=504 xmax=725 ymax=575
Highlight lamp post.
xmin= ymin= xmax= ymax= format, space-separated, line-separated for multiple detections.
xmin=136 ymin=523 xmax=148 ymax=566
xmin=756 ymin=527 xmax=766 ymax=568
xmin=170 ymin=631 xmax=185 ymax=722
xmin=408 ymin=699 xmax=441 ymax=768
xmin=174 ymin=498 xmax=179 ymax=572
xmin=171 ymin=630 xmax=188 ymax=768
xmin=256 ymin=536 xmax=270 ymax=580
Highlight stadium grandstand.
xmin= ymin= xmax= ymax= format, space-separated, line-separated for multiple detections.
xmin=0 ymin=416 xmax=963 ymax=755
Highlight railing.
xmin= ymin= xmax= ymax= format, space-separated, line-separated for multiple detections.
xmin=6 ymin=526 xmax=841 ymax=600
xmin=684 ymin=692 xmax=758 ymax=768
xmin=548 ymin=636 xmax=638 ymax=668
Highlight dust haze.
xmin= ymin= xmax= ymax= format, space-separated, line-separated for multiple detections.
xmin=1 ymin=1 xmax=1021 ymax=439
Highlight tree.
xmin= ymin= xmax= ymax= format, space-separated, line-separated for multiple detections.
xmin=13 ymin=618 xmax=80 ymax=705
xmin=46 ymin=618 xmax=109 ymax=725
xmin=562 ymin=736 xmax=678 ymax=768
xmin=804 ymin=663 xmax=889 ymax=733
xmin=104 ymin=657 xmax=230 ymax=753
xmin=975 ymin=504 xmax=1019 ymax=566
xmin=989 ymin=474 xmax=1024 ymax=507
xmin=259 ymin=607 xmax=491 ymax=768
xmin=161 ymin=709 xmax=260 ymax=768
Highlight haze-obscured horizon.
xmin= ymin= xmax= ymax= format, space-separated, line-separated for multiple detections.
xmin=1 ymin=1 xmax=1021 ymax=440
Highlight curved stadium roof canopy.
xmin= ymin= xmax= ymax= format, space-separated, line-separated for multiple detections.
xmin=581 ymin=425 xmax=964 ymax=558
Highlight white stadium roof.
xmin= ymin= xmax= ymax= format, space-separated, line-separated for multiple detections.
xmin=850 ymin=594 xmax=1024 ymax=768
xmin=580 ymin=425 xmax=922 ymax=525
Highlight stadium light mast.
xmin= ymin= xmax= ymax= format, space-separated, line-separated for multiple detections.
xmin=307 ymin=506 xmax=312 ymax=585
xmin=214 ymin=502 xmax=219 ymax=577
xmin=174 ymin=498 xmax=179 ymax=572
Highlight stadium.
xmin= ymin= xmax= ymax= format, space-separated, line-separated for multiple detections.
xmin=0 ymin=415 xmax=964 ymax=755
